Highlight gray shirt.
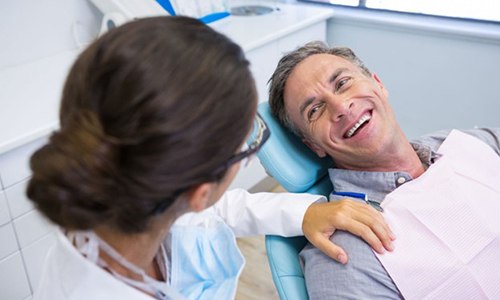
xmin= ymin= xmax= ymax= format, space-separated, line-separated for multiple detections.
xmin=300 ymin=128 xmax=500 ymax=300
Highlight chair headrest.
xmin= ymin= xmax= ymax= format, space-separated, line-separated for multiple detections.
xmin=256 ymin=102 xmax=333 ymax=193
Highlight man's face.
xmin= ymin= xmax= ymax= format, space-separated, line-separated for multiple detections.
xmin=284 ymin=53 xmax=399 ymax=170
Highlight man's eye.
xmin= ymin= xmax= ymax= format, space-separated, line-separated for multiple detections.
xmin=307 ymin=103 xmax=324 ymax=121
xmin=336 ymin=77 xmax=351 ymax=91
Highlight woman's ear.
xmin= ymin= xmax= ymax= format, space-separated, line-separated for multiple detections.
xmin=186 ymin=183 xmax=214 ymax=212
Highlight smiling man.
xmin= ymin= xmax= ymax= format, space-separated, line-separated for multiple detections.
xmin=272 ymin=45 xmax=424 ymax=177
xmin=268 ymin=41 xmax=500 ymax=299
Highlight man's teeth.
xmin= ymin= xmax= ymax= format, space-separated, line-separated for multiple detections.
xmin=346 ymin=114 xmax=371 ymax=138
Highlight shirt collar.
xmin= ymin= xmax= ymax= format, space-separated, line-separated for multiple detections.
xmin=410 ymin=141 xmax=442 ymax=168
xmin=329 ymin=142 xmax=441 ymax=202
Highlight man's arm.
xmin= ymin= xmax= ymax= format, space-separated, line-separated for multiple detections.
xmin=463 ymin=127 xmax=500 ymax=155
xmin=417 ymin=127 xmax=500 ymax=156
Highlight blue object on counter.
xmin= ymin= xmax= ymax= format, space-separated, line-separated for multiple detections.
xmin=156 ymin=0 xmax=176 ymax=15
xmin=155 ymin=0 xmax=230 ymax=23
xmin=199 ymin=12 xmax=230 ymax=23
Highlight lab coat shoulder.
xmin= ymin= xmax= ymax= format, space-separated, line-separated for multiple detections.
xmin=206 ymin=189 xmax=324 ymax=237
xmin=33 ymin=230 xmax=153 ymax=300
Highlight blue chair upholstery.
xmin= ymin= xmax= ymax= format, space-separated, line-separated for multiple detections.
xmin=257 ymin=102 xmax=333 ymax=300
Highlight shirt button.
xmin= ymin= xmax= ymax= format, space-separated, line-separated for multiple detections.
xmin=397 ymin=177 xmax=406 ymax=185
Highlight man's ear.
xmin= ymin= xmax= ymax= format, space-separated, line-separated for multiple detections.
xmin=372 ymin=73 xmax=389 ymax=97
xmin=302 ymin=138 xmax=327 ymax=158
xmin=186 ymin=183 xmax=213 ymax=212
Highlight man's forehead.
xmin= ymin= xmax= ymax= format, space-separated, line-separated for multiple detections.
xmin=287 ymin=55 xmax=357 ymax=94
xmin=285 ymin=54 xmax=352 ymax=100
xmin=295 ymin=53 xmax=354 ymax=72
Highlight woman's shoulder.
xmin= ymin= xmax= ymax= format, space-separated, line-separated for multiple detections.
xmin=33 ymin=230 xmax=153 ymax=300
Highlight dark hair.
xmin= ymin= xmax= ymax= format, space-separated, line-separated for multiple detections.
xmin=27 ymin=16 xmax=257 ymax=233
xmin=268 ymin=41 xmax=371 ymax=136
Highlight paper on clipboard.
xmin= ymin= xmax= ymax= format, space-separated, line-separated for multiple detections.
xmin=376 ymin=130 xmax=500 ymax=299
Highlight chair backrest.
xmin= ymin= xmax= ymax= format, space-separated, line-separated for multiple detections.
xmin=257 ymin=102 xmax=333 ymax=194
xmin=257 ymin=102 xmax=333 ymax=300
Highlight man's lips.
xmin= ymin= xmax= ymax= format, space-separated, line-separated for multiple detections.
xmin=344 ymin=112 xmax=372 ymax=138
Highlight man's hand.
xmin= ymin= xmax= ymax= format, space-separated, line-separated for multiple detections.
xmin=302 ymin=199 xmax=395 ymax=264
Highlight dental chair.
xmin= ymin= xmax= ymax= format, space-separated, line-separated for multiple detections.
xmin=256 ymin=102 xmax=333 ymax=300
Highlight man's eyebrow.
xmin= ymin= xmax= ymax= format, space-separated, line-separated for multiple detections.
xmin=329 ymin=68 xmax=348 ymax=84
xmin=298 ymin=68 xmax=349 ymax=118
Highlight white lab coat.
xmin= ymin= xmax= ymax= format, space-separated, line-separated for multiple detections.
xmin=207 ymin=189 xmax=321 ymax=237
xmin=33 ymin=189 xmax=323 ymax=300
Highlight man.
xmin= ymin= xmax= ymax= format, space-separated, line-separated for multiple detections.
xmin=268 ymin=41 xmax=500 ymax=299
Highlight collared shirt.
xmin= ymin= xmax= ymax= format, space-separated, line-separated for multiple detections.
xmin=301 ymin=127 xmax=500 ymax=300
xmin=329 ymin=128 xmax=499 ymax=204
xmin=329 ymin=142 xmax=441 ymax=204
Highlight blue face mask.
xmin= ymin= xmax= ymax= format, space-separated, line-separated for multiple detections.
xmin=169 ymin=212 xmax=245 ymax=300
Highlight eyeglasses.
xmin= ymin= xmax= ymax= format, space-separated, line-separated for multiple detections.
xmin=241 ymin=113 xmax=270 ymax=165
xmin=224 ymin=113 xmax=270 ymax=169
xmin=211 ymin=113 xmax=270 ymax=179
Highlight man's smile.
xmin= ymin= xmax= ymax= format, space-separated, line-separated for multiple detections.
xmin=344 ymin=111 xmax=372 ymax=138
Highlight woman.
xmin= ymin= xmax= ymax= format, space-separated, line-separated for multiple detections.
xmin=28 ymin=16 xmax=392 ymax=299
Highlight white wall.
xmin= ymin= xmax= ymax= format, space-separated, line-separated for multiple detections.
xmin=326 ymin=9 xmax=500 ymax=139
xmin=0 ymin=2 xmax=102 ymax=299
xmin=0 ymin=0 xmax=102 ymax=69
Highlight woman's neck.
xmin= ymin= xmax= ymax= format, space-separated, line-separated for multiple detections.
xmin=95 ymin=228 xmax=168 ymax=280
xmin=94 ymin=222 xmax=170 ymax=281
xmin=93 ymin=196 xmax=190 ymax=281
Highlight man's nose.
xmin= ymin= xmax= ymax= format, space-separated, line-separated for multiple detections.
xmin=326 ymin=94 xmax=353 ymax=122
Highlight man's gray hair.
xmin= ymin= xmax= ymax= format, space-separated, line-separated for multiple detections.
xmin=268 ymin=41 xmax=371 ymax=136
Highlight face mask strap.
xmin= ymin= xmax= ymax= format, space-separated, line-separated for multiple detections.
xmin=68 ymin=231 xmax=100 ymax=263
xmin=68 ymin=231 xmax=185 ymax=300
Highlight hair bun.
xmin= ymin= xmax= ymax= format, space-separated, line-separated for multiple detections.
xmin=28 ymin=111 xmax=119 ymax=230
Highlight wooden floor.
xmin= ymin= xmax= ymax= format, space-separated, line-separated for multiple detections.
xmin=235 ymin=236 xmax=279 ymax=299
xmin=235 ymin=185 xmax=286 ymax=300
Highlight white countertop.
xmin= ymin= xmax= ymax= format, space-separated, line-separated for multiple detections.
xmin=0 ymin=1 xmax=333 ymax=155
xmin=212 ymin=1 xmax=333 ymax=52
